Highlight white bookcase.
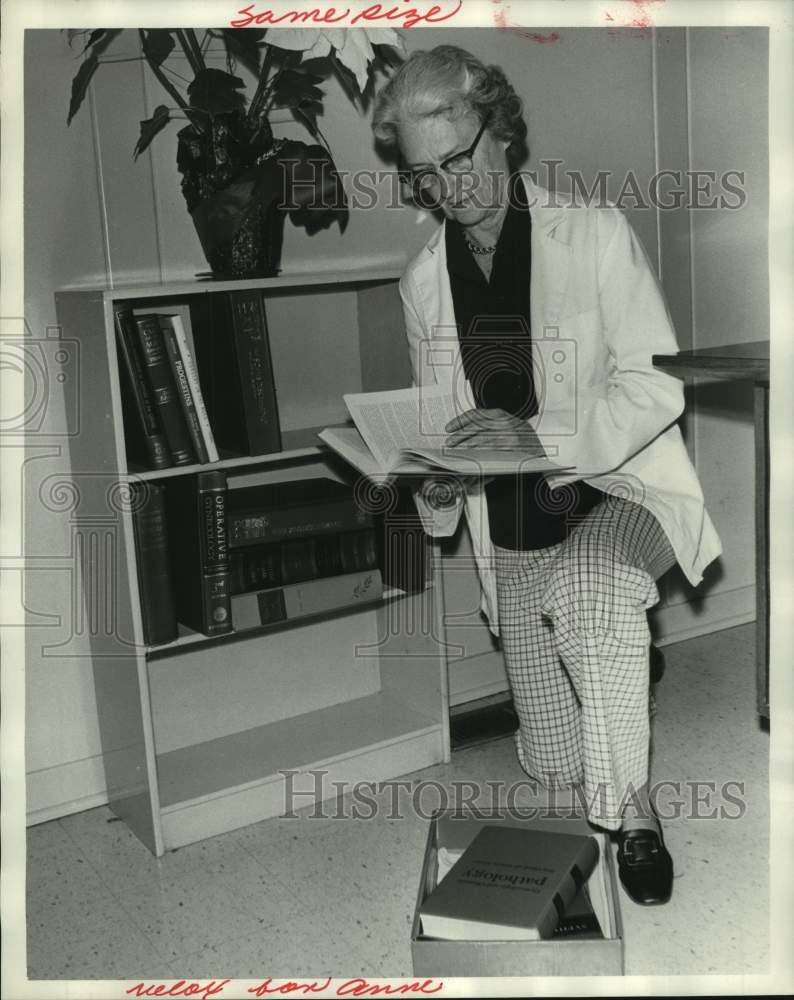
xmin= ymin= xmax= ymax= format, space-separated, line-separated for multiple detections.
xmin=55 ymin=266 xmax=451 ymax=857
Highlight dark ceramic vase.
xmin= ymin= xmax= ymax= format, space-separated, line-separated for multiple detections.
xmin=177 ymin=117 xmax=347 ymax=279
xmin=177 ymin=117 xmax=287 ymax=278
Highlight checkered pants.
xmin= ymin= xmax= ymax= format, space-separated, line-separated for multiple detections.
xmin=494 ymin=497 xmax=676 ymax=830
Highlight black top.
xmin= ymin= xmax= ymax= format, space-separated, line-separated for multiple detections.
xmin=445 ymin=174 xmax=601 ymax=549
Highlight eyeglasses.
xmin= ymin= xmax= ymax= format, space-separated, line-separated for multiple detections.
xmin=399 ymin=112 xmax=492 ymax=208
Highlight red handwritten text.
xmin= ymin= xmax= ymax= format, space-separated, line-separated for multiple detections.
xmin=247 ymin=982 xmax=443 ymax=998
xmin=230 ymin=1 xmax=463 ymax=29
xmin=336 ymin=981 xmax=444 ymax=997
xmin=126 ymin=982 xmax=230 ymax=1000
xmin=248 ymin=980 xmax=333 ymax=996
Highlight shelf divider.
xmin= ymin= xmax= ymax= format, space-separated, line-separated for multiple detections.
xmin=157 ymin=690 xmax=440 ymax=809
xmin=145 ymin=585 xmax=429 ymax=659
xmin=124 ymin=425 xmax=352 ymax=481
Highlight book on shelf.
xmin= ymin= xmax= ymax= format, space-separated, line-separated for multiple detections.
xmin=225 ymin=476 xmax=371 ymax=548
xmin=419 ymin=824 xmax=599 ymax=941
xmin=229 ymin=528 xmax=378 ymax=594
xmin=376 ymin=483 xmax=429 ymax=594
xmin=133 ymin=314 xmax=197 ymax=466
xmin=319 ymin=384 xmax=569 ymax=478
xmin=190 ymin=290 xmax=281 ymax=457
xmin=159 ymin=314 xmax=219 ymax=464
xmin=165 ymin=470 xmax=233 ymax=637
xmin=231 ymin=568 xmax=384 ymax=631
xmin=113 ymin=305 xmax=171 ymax=470
xmin=130 ymin=482 xmax=178 ymax=645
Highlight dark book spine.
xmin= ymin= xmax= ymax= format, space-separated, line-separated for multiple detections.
xmin=279 ymin=539 xmax=318 ymax=584
xmin=229 ymin=529 xmax=378 ymax=595
xmin=114 ymin=307 xmax=171 ymax=470
xmin=160 ymin=319 xmax=210 ymax=464
xmin=377 ymin=485 xmax=429 ymax=593
xmin=134 ymin=314 xmax=196 ymax=466
xmin=229 ymin=544 xmax=283 ymax=596
xmin=227 ymin=499 xmax=371 ymax=548
xmin=229 ymin=291 xmax=282 ymax=455
xmin=197 ymin=471 xmax=233 ymax=635
xmin=131 ymin=483 xmax=177 ymax=645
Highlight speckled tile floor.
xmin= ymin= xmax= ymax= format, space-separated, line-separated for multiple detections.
xmin=25 ymin=622 xmax=769 ymax=981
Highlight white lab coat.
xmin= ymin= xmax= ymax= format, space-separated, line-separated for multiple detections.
xmin=399 ymin=175 xmax=722 ymax=637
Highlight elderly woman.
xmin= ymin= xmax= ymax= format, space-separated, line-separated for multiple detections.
xmin=372 ymin=45 xmax=722 ymax=906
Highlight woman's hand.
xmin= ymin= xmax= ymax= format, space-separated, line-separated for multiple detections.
xmin=445 ymin=409 xmax=545 ymax=454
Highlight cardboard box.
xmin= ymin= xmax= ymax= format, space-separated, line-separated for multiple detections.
xmin=411 ymin=809 xmax=624 ymax=976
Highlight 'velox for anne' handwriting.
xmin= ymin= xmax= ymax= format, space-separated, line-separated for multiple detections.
xmin=127 ymin=979 xmax=444 ymax=999
xmin=231 ymin=1 xmax=463 ymax=29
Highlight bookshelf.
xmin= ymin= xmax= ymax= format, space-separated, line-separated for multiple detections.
xmin=55 ymin=267 xmax=451 ymax=857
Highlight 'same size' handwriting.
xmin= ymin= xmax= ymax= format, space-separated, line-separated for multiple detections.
xmin=231 ymin=1 xmax=463 ymax=29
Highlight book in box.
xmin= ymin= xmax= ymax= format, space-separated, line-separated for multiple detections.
xmin=411 ymin=809 xmax=624 ymax=976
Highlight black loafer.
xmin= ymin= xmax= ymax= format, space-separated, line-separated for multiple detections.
xmin=616 ymin=826 xmax=674 ymax=905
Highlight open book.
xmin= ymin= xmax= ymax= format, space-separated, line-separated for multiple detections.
xmin=319 ymin=385 xmax=568 ymax=479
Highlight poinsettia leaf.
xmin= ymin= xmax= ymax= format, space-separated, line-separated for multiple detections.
xmin=133 ymin=104 xmax=171 ymax=160
xmin=271 ymin=47 xmax=304 ymax=70
xmin=336 ymin=31 xmax=377 ymax=93
xmin=354 ymin=28 xmax=405 ymax=52
xmin=372 ymin=42 xmax=405 ymax=69
xmin=272 ymin=69 xmax=325 ymax=108
xmin=328 ymin=50 xmax=359 ymax=104
xmin=142 ymin=29 xmax=176 ymax=68
xmin=279 ymin=140 xmax=348 ymax=234
xmin=188 ymin=68 xmax=246 ymax=114
xmin=219 ymin=28 xmax=264 ymax=76
xmin=298 ymin=55 xmax=334 ymax=77
xmin=265 ymin=28 xmax=333 ymax=55
xmin=291 ymin=100 xmax=322 ymax=139
xmin=67 ymin=52 xmax=99 ymax=125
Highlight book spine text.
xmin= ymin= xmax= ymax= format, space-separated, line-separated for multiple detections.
xmin=230 ymin=291 xmax=282 ymax=455
xmin=227 ymin=500 xmax=371 ymax=547
xmin=197 ymin=471 xmax=233 ymax=635
xmin=161 ymin=317 xmax=210 ymax=464
xmin=114 ymin=307 xmax=171 ymax=470
xmin=134 ymin=314 xmax=196 ymax=466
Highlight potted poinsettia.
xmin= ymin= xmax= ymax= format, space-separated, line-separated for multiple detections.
xmin=67 ymin=28 xmax=404 ymax=277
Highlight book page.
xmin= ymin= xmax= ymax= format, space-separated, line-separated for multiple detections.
xmin=343 ymin=385 xmax=458 ymax=468
xmin=341 ymin=385 xmax=570 ymax=476
xmin=403 ymin=443 xmax=564 ymax=476
xmin=317 ymin=426 xmax=437 ymax=478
